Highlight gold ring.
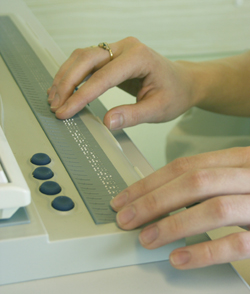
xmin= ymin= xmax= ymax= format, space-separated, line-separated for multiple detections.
xmin=98 ymin=42 xmax=114 ymax=61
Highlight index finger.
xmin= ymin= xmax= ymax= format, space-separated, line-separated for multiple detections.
xmin=49 ymin=45 xmax=115 ymax=111
xmin=110 ymin=147 xmax=250 ymax=211
xmin=54 ymin=45 xmax=148 ymax=119
xmin=47 ymin=48 xmax=84 ymax=101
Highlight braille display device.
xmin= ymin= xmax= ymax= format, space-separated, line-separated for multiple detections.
xmin=0 ymin=15 xmax=185 ymax=285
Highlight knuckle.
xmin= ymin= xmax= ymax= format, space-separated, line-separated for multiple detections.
xmin=143 ymin=193 xmax=160 ymax=212
xmin=58 ymin=77 xmax=72 ymax=91
xmin=123 ymin=37 xmax=149 ymax=55
xmin=209 ymin=197 xmax=232 ymax=222
xmin=52 ymin=74 xmax=61 ymax=86
xmin=202 ymin=242 xmax=215 ymax=264
xmin=133 ymin=42 xmax=150 ymax=57
xmin=170 ymin=157 xmax=193 ymax=177
xmin=187 ymin=169 xmax=210 ymax=193
xmin=78 ymin=50 xmax=93 ymax=62
xmin=124 ymin=36 xmax=140 ymax=45
xmin=137 ymin=178 xmax=149 ymax=194
xmin=71 ymin=48 xmax=83 ymax=58
xmin=231 ymin=233 xmax=250 ymax=257
xmin=71 ymin=48 xmax=94 ymax=64
xmin=168 ymin=215 xmax=184 ymax=235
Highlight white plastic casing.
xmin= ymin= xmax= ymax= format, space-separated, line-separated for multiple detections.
xmin=0 ymin=125 xmax=31 ymax=219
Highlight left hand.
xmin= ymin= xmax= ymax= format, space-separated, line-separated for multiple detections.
xmin=110 ymin=147 xmax=250 ymax=269
xmin=47 ymin=37 xmax=195 ymax=128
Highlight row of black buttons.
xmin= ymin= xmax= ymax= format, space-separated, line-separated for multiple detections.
xmin=31 ymin=153 xmax=74 ymax=212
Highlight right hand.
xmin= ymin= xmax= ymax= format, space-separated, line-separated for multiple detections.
xmin=47 ymin=37 xmax=196 ymax=130
xmin=110 ymin=146 xmax=250 ymax=269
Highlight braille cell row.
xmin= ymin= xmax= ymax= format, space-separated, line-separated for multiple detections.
xmin=30 ymin=153 xmax=74 ymax=212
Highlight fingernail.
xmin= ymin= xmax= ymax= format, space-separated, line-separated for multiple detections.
xmin=170 ymin=251 xmax=191 ymax=266
xmin=109 ymin=113 xmax=124 ymax=130
xmin=56 ymin=103 xmax=68 ymax=114
xmin=50 ymin=93 xmax=60 ymax=109
xmin=117 ymin=205 xmax=136 ymax=226
xmin=110 ymin=192 xmax=128 ymax=210
xmin=139 ymin=225 xmax=158 ymax=245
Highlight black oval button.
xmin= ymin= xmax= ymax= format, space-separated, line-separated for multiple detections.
xmin=33 ymin=167 xmax=54 ymax=180
xmin=31 ymin=153 xmax=51 ymax=165
xmin=39 ymin=181 xmax=61 ymax=195
xmin=52 ymin=196 xmax=74 ymax=211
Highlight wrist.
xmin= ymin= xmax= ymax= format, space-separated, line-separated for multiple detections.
xmin=176 ymin=51 xmax=250 ymax=116
xmin=174 ymin=60 xmax=207 ymax=108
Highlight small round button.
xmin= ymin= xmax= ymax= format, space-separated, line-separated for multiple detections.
xmin=39 ymin=181 xmax=61 ymax=195
xmin=31 ymin=153 xmax=51 ymax=165
xmin=52 ymin=196 xmax=75 ymax=211
xmin=33 ymin=167 xmax=54 ymax=180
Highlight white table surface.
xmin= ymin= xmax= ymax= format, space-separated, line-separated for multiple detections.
xmin=1 ymin=234 xmax=250 ymax=294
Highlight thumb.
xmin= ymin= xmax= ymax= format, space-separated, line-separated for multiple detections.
xmin=103 ymin=99 xmax=162 ymax=130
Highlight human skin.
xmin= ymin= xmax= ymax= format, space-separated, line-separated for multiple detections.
xmin=48 ymin=37 xmax=250 ymax=269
